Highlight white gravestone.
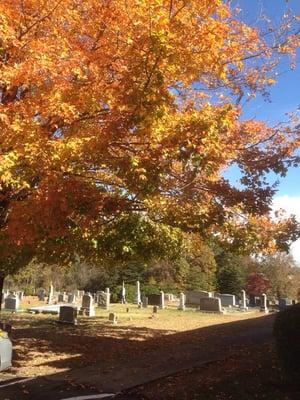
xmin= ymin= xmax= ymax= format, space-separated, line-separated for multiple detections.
xmin=105 ymin=288 xmax=110 ymax=310
xmin=160 ymin=291 xmax=165 ymax=309
xmin=121 ymin=282 xmax=126 ymax=304
xmin=135 ymin=281 xmax=141 ymax=304
xmin=240 ymin=289 xmax=248 ymax=311
xmin=48 ymin=283 xmax=54 ymax=304
xmin=178 ymin=292 xmax=186 ymax=311
xmin=260 ymin=293 xmax=269 ymax=314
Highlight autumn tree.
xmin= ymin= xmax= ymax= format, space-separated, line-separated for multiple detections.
xmin=0 ymin=1 xmax=300 ymax=282
xmin=246 ymin=272 xmax=269 ymax=297
xmin=261 ymin=253 xmax=300 ymax=299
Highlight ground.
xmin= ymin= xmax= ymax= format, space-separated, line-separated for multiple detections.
xmin=0 ymin=298 xmax=298 ymax=399
xmin=1 ymin=299 xmax=261 ymax=377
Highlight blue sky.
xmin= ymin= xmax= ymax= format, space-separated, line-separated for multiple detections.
xmin=228 ymin=1 xmax=300 ymax=262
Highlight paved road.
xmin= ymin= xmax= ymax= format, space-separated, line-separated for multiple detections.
xmin=0 ymin=314 xmax=274 ymax=400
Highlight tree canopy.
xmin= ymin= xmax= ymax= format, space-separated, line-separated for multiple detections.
xmin=1 ymin=0 xmax=300 ymax=269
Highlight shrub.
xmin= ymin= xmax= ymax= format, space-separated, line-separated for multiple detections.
xmin=273 ymin=303 xmax=300 ymax=383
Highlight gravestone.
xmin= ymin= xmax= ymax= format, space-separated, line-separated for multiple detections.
xmin=153 ymin=306 xmax=158 ymax=314
xmin=254 ymin=297 xmax=261 ymax=307
xmin=185 ymin=290 xmax=212 ymax=305
xmin=58 ymin=293 xmax=66 ymax=303
xmin=17 ymin=291 xmax=24 ymax=301
xmin=120 ymin=282 xmax=126 ymax=304
xmin=68 ymin=294 xmax=76 ymax=304
xmin=160 ymin=291 xmax=165 ymax=309
xmin=97 ymin=289 xmax=110 ymax=310
xmin=78 ymin=290 xmax=85 ymax=299
xmin=1 ymin=290 xmax=8 ymax=304
xmin=4 ymin=294 xmax=19 ymax=311
xmin=37 ymin=288 xmax=46 ymax=301
xmin=164 ymin=293 xmax=175 ymax=301
xmin=105 ymin=288 xmax=110 ymax=310
xmin=135 ymin=281 xmax=141 ymax=304
xmin=81 ymin=293 xmax=95 ymax=316
xmin=147 ymin=294 xmax=161 ymax=306
xmin=108 ymin=313 xmax=118 ymax=324
xmin=240 ymin=289 xmax=248 ymax=311
xmin=59 ymin=306 xmax=78 ymax=325
xmin=48 ymin=283 xmax=54 ymax=304
xmin=178 ymin=292 xmax=186 ymax=311
xmin=219 ymin=294 xmax=236 ymax=307
xmin=279 ymin=298 xmax=292 ymax=312
xmin=199 ymin=297 xmax=224 ymax=314
xmin=260 ymin=293 xmax=269 ymax=313
xmin=142 ymin=296 xmax=148 ymax=308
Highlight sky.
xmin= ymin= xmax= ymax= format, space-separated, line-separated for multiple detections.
xmin=228 ymin=1 xmax=300 ymax=263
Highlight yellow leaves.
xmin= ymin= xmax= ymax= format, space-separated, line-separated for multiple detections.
xmin=0 ymin=0 xmax=298 ymax=252
xmin=0 ymin=113 xmax=10 ymax=125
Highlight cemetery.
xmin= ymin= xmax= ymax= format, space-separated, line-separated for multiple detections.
xmin=0 ymin=1 xmax=300 ymax=399
xmin=0 ymin=285 xmax=298 ymax=380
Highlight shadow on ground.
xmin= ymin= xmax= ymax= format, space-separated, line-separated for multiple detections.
xmin=0 ymin=313 xmax=278 ymax=399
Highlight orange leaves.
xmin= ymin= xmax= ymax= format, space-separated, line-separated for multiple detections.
xmin=0 ymin=0 xmax=299 ymax=257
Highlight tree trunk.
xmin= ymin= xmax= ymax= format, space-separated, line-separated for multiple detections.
xmin=0 ymin=275 xmax=5 ymax=313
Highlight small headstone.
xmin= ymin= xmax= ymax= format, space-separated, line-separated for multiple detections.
xmin=59 ymin=306 xmax=78 ymax=325
xmin=142 ymin=296 xmax=148 ymax=308
xmin=153 ymin=306 xmax=158 ymax=314
xmin=4 ymin=294 xmax=19 ymax=311
xmin=126 ymin=307 xmax=130 ymax=313
xmin=108 ymin=313 xmax=118 ymax=324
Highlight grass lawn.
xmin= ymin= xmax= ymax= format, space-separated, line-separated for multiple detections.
xmin=0 ymin=299 xmax=263 ymax=377
xmin=1 ymin=299 xmax=297 ymax=399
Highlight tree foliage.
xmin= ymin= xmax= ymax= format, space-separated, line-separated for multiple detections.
xmin=246 ymin=272 xmax=269 ymax=297
xmin=0 ymin=1 xmax=300 ymax=271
